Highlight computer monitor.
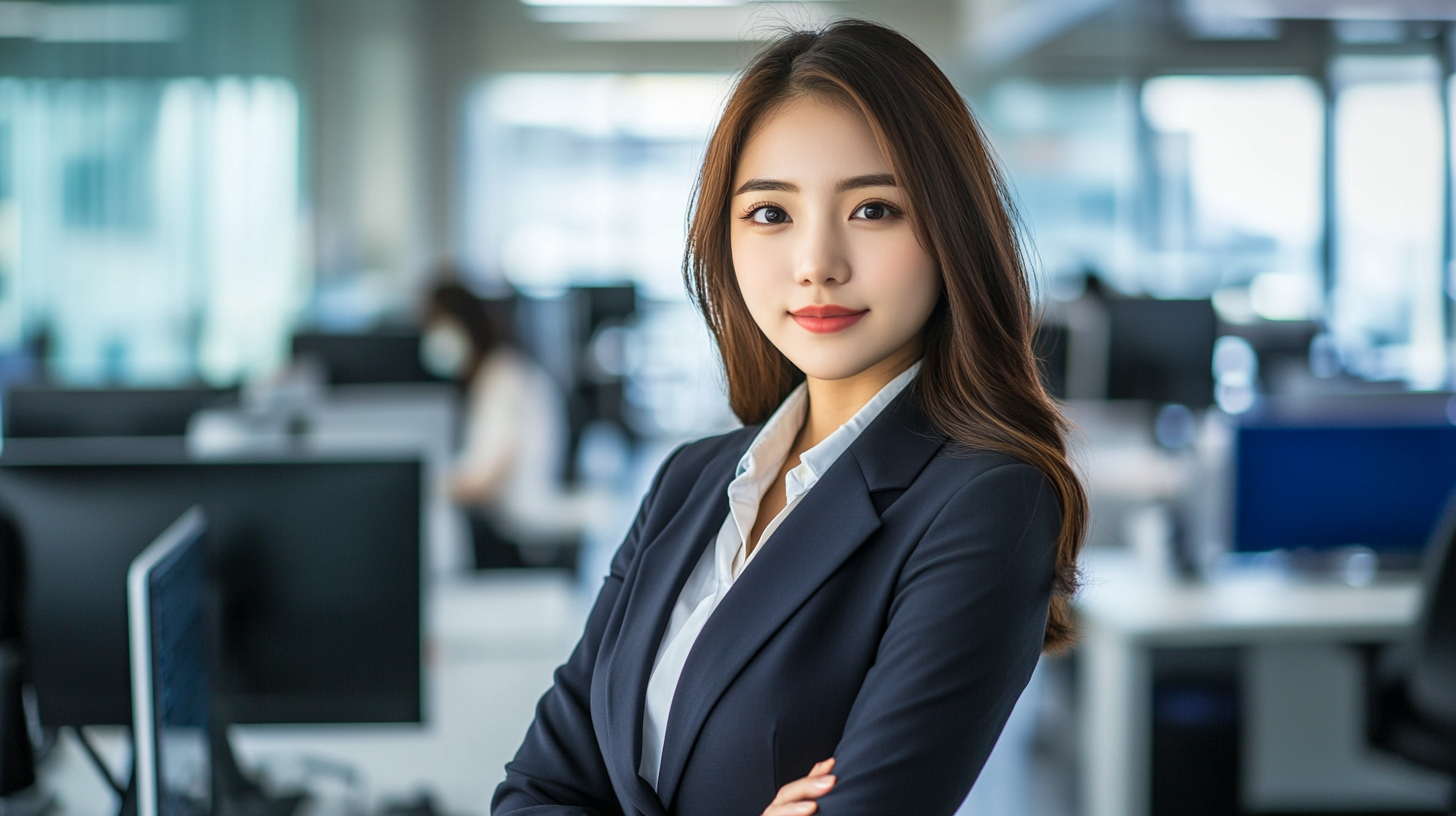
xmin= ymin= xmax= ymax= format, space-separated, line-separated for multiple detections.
xmin=291 ymin=331 xmax=444 ymax=385
xmin=1 ymin=456 xmax=421 ymax=727
xmin=3 ymin=387 xmax=238 ymax=439
xmin=1104 ymin=298 xmax=1216 ymax=407
xmin=1234 ymin=424 xmax=1456 ymax=555
xmin=130 ymin=507 xmax=212 ymax=816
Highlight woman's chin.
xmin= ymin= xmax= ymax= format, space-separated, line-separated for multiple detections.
xmin=782 ymin=351 xmax=888 ymax=383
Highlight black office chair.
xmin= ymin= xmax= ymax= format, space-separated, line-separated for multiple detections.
xmin=1366 ymin=489 xmax=1456 ymax=810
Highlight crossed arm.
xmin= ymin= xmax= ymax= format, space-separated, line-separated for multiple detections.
xmin=493 ymin=460 xmax=1059 ymax=816
xmin=765 ymin=463 xmax=1059 ymax=816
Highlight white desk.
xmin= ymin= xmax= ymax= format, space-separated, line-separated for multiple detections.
xmin=1075 ymin=551 xmax=1443 ymax=816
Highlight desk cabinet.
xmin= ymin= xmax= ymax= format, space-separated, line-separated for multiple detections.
xmin=1077 ymin=553 xmax=1450 ymax=816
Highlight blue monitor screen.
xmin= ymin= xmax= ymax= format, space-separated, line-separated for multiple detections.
xmin=1235 ymin=424 xmax=1456 ymax=553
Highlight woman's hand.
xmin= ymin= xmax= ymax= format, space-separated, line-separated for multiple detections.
xmin=762 ymin=758 xmax=836 ymax=816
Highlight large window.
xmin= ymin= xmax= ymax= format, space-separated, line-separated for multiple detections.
xmin=980 ymin=80 xmax=1140 ymax=299
xmin=0 ymin=77 xmax=302 ymax=386
xmin=463 ymin=73 xmax=730 ymax=300
xmin=1330 ymin=56 xmax=1447 ymax=388
xmin=1141 ymin=76 xmax=1325 ymax=307
xmin=462 ymin=73 xmax=737 ymax=438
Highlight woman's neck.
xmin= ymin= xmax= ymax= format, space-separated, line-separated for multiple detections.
xmin=797 ymin=339 xmax=921 ymax=452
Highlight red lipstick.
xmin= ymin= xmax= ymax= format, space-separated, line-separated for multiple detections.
xmin=789 ymin=304 xmax=868 ymax=334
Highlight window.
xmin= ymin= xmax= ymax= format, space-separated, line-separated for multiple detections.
xmin=1329 ymin=56 xmax=1447 ymax=388
xmin=0 ymin=77 xmax=302 ymax=385
xmin=463 ymin=73 xmax=737 ymax=437
xmin=1141 ymin=76 xmax=1324 ymax=306
xmin=980 ymin=79 xmax=1140 ymax=299
xmin=463 ymin=73 xmax=731 ymax=300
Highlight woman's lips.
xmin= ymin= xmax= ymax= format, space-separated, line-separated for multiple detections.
xmin=789 ymin=305 xmax=868 ymax=334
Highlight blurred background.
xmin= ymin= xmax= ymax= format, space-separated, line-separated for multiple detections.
xmin=3 ymin=1 xmax=1456 ymax=815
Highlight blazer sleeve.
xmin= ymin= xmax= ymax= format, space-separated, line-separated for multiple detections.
xmin=817 ymin=462 xmax=1061 ymax=816
xmin=492 ymin=445 xmax=685 ymax=816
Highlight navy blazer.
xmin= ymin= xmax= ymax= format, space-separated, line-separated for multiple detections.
xmin=492 ymin=388 xmax=1060 ymax=816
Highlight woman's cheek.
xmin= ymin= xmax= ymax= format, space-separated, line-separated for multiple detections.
xmin=732 ymin=244 xmax=786 ymax=334
xmin=860 ymin=243 xmax=937 ymax=334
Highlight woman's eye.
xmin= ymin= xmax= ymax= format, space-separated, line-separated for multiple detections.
xmin=854 ymin=202 xmax=893 ymax=221
xmin=751 ymin=206 xmax=789 ymax=225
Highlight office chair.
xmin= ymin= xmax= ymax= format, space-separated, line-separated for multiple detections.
xmin=0 ymin=511 xmax=35 ymax=797
xmin=1366 ymin=488 xmax=1456 ymax=810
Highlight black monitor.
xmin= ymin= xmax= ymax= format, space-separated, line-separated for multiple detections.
xmin=291 ymin=331 xmax=444 ymax=385
xmin=3 ymin=387 xmax=238 ymax=439
xmin=130 ymin=507 xmax=212 ymax=816
xmin=1 ymin=455 xmax=422 ymax=728
xmin=1105 ymin=298 xmax=1216 ymax=407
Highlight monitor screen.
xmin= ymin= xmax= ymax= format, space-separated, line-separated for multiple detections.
xmin=1105 ymin=298 xmax=1216 ymax=407
xmin=130 ymin=507 xmax=212 ymax=816
xmin=3 ymin=388 xmax=237 ymax=439
xmin=291 ymin=332 xmax=443 ymax=385
xmin=2 ymin=457 xmax=421 ymax=727
xmin=1235 ymin=424 xmax=1456 ymax=553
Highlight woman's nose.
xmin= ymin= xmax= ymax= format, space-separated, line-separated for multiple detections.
xmin=794 ymin=217 xmax=850 ymax=287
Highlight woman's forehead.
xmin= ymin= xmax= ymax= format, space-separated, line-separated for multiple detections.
xmin=733 ymin=96 xmax=893 ymax=190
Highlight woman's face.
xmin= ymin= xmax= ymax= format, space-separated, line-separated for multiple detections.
xmin=730 ymin=95 xmax=940 ymax=383
xmin=420 ymin=316 xmax=473 ymax=380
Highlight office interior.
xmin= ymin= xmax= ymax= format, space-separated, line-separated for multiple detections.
xmin=1 ymin=0 xmax=1456 ymax=814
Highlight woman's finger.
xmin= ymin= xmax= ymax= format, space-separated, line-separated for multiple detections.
xmin=808 ymin=758 xmax=835 ymax=777
xmin=761 ymin=758 xmax=838 ymax=816
xmin=769 ymin=774 xmax=836 ymax=807
xmin=763 ymin=803 xmax=818 ymax=816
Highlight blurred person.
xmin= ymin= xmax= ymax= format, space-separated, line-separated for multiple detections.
xmin=493 ymin=20 xmax=1087 ymax=816
xmin=422 ymin=280 xmax=579 ymax=567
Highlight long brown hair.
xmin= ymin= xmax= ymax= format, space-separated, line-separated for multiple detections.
xmin=684 ymin=19 xmax=1087 ymax=652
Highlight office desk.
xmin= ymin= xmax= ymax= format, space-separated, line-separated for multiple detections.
xmin=1076 ymin=551 xmax=1433 ymax=816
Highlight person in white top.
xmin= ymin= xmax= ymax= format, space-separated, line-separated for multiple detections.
xmin=422 ymin=282 xmax=581 ymax=564
xmin=494 ymin=20 xmax=1088 ymax=816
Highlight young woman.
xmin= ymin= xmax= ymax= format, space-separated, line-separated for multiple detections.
xmin=493 ymin=20 xmax=1086 ymax=816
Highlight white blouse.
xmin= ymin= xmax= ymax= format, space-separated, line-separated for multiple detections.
xmin=637 ymin=362 xmax=922 ymax=790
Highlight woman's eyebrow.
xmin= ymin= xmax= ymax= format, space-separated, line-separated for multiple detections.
xmin=734 ymin=178 xmax=797 ymax=195
xmin=732 ymin=173 xmax=896 ymax=196
xmin=836 ymin=173 xmax=896 ymax=192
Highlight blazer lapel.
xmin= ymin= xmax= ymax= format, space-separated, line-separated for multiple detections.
xmin=596 ymin=433 xmax=749 ymax=816
xmin=652 ymin=390 xmax=946 ymax=808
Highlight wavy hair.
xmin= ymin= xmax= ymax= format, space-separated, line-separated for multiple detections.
xmin=684 ymin=19 xmax=1087 ymax=652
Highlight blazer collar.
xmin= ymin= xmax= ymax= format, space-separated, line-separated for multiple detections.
xmin=650 ymin=387 xmax=946 ymax=808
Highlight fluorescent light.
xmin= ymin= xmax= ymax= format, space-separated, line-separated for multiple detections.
xmin=1211 ymin=0 xmax=1456 ymax=20
xmin=548 ymin=3 xmax=839 ymax=41
xmin=523 ymin=0 xmax=743 ymax=7
xmin=529 ymin=6 xmax=640 ymax=23
xmin=0 ymin=2 xmax=185 ymax=42
xmin=522 ymin=0 xmax=836 ymax=5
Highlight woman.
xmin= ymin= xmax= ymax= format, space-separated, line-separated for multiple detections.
xmin=422 ymin=281 xmax=578 ymax=566
xmin=493 ymin=20 xmax=1086 ymax=816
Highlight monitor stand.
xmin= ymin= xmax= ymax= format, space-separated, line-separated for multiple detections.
xmin=212 ymin=726 xmax=307 ymax=816
xmin=76 ymin=724 xmax=305 ymax=816
xmin=72 ymin=727 xmax=135 ymax=816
